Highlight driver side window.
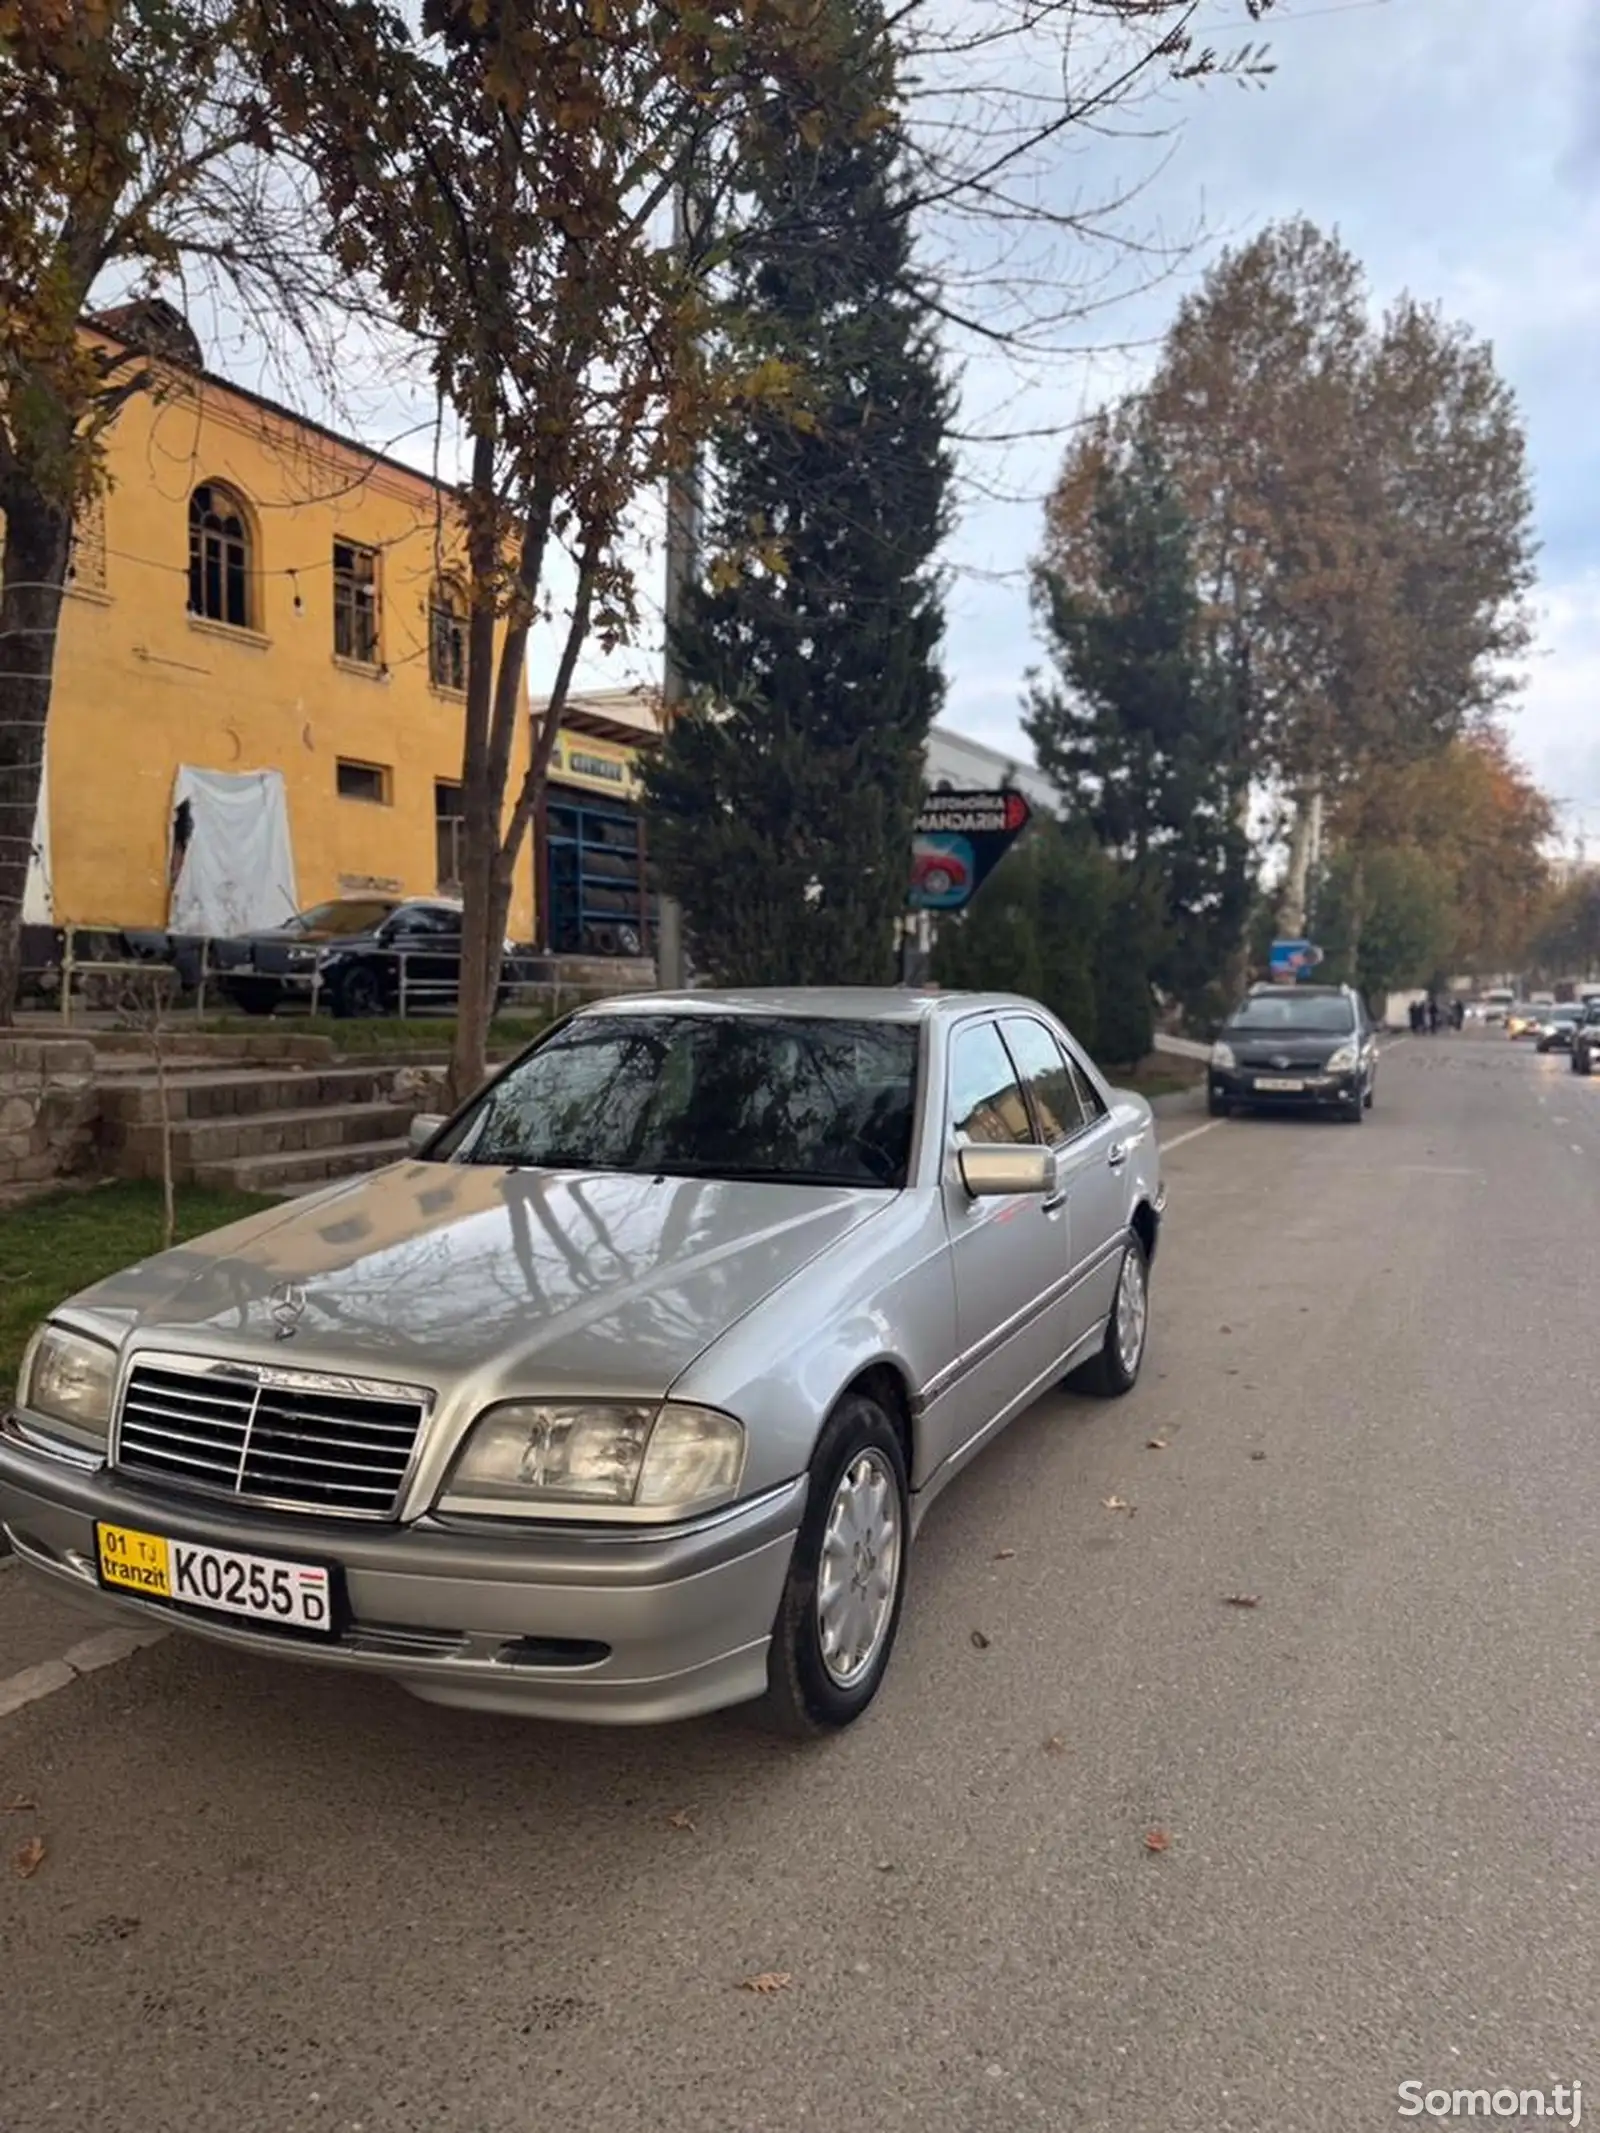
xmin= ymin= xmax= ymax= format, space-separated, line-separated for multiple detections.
xmin=948 ymin=1022 xmax=1035 ymax=1147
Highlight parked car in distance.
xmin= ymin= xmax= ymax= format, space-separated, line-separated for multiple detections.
xmin=1570 ymin=1001 xmax=1600 ymax=1075
xmin=1209 ymin=983 xmax=1378 ymax=1122
xmin=0 ymin=989 xmax=1163 ymax=1735
xmin=1534 ymin=1007 xmax=1583 ymax=1053
xmin=212 ymin=896 xmax=512 ymax=1019
xmin=1480 ymin=988 xmax=1515 ymax=1024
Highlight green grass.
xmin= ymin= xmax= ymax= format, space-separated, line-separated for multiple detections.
xmin=193 ymin=1011 xmax=556 ymax=1054
xmin=0 ymin=1181 xmax=274 ymax=1386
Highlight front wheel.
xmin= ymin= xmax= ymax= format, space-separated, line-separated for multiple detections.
xmin=1343 ymin=1085 xmax=1365 ymax=1123
xmin=330 ymin=963 xmax=384 ymax=1019
xmin=760 ymin=1394 xmax=910 ymax=1738
xmin=1207 ymin=1088 xmax=1230 ymax=1118
xmin=1070 ymin=1234 xmax=1150 ymax=1398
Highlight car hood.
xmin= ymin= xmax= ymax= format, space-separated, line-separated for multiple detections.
xmin=62 ymin=1162 xmax=894 ymax=1399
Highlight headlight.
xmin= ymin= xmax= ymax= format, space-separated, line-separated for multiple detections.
xmin=1325 ymin=1043 xmax=1358 ymax=1072
xmin=19 ymin=1325 xmax=117 ymax=1440
xmin=438 ymin=1400 xmax=745 ymax=1519
xmin=1210 ymin=1041 xmax=1236 ymax=1070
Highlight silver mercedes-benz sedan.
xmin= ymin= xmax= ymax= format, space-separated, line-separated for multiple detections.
xmin=0 ymin=989 xmax=1164 ymax=1733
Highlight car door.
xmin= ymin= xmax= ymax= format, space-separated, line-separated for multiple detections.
xmin=383 ymin=906 xmax=459 ymax=1014
xmin=1036 ymin=1023 xmax=1131 ymax=1335
xmin=938 ymin=1018 xmax=1073 ymax=1455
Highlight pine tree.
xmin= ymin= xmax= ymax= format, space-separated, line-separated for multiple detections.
xmin=1026 ymin=434 xmax=1251 ymax=1030
xmin=642 ymin=0 xmax=952 ymax=986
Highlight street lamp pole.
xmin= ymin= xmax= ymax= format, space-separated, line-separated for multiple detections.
xmin=655 ymin=177 xmax=703 ymax=992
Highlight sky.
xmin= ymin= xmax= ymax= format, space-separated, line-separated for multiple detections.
xmin=523 ymin=0 xmax=1600 ymax=856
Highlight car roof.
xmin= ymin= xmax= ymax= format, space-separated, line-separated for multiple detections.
xmin=576 ymin=986 xmax=1052 ymax=1025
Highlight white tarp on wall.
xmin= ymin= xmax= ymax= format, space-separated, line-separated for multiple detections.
xmin=22 ymin=746 xmax=52 ymax=924
xmin=167 ymin=766 xmax=299 ymax=937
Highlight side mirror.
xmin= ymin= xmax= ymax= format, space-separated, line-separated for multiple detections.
xmin=958 ymin=1145 xmax=1052 ymax=1198
xmin=408 ymin=1113 xmax=446 ymax=1155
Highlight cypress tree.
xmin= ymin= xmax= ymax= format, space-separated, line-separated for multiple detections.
xmin=642 ymin=0 xmax=953 ymax=985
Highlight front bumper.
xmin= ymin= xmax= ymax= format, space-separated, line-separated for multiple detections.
xmin=0 ymin=1422 xmax=803 ymax=1724
xmin=1210 ymin=1068 xmax=1361 ymax=1110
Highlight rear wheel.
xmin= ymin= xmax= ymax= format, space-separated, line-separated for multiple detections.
xmin=761 ymin=1394 xmax=910 ymax=1738
xmin=1071 ymin=1234 xmax=1150 ymax=1398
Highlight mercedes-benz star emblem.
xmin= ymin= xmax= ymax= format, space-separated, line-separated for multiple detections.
xmin=269 ymin=1282 xmax=307 ymax=1340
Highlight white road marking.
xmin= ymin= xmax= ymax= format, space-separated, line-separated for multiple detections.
xmin=1160 ymin=1119 xmax=1225 ymax=1154
xmin=0 ymin=1616 xmax=168 ymax=1722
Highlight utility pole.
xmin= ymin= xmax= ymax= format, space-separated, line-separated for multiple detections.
xmin=655 ymin=177 xmax=702 ymax=992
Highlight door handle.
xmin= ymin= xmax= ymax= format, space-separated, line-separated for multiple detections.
xmin=1107 ymin=1142 xmax=1127 ymax=1170
xmin=1041 ymin=1188 xmax=1066 ymax=1212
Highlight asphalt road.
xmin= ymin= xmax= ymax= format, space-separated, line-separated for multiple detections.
xmin=2 ymin=1030 xmax=1596 ymax=2133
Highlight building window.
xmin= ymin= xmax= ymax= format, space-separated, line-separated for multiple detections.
xmin=333 ymin=540 xmax=380 ymax=664
xmin=68 ymin=491 xmax=108 ymax=593
xmin=188 ymin=483 xmax=252 ymax=628
xmin=428 ymin=582 xmax=467 ymax=693
xmin=435 ymin=780 xmax=465 ymax=891
xmin=336 ymin=757 xmax=391 ymax=805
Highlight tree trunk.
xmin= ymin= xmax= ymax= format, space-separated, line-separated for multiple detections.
xmin=0 ymin=486 xmax=72 ymax=1023
xmin=1279 ymin=781 xmax=1322 ymax=939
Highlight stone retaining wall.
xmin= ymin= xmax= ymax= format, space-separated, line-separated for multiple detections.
xmin=0 ymin=1038 xmax=99 ymax=1189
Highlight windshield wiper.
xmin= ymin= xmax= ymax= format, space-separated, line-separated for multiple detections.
xmin=645 ymin=1162 xmax=887 ymax=1188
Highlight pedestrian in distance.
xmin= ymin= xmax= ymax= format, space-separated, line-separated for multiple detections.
xmin=1427 ymin=996 xmax=1441 ymax=1035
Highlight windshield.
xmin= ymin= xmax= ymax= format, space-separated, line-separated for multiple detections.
xmin=436 ymin=1013 xmax=920 ymax=1188
xmin=1227 ymin=995 xmax=1356 ymax=1035
xmin=287 ymin=900 xmax=395 ymax=936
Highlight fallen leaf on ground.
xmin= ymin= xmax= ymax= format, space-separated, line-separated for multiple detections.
xmin=1102 ymin=1496 xmax=1131 ymax=1512
xmin=666 ymin=1808 xmax=697 ymax=1832
xmin=1145 ymin=1438 xmax=1168 ymax=1451
xmin=13 ymin=1836 xmax=46 ymax=1879
xmin=741 ymin=1972 xmax=792 ymax=1995
xmin=875 ymin=1860 xmax=895 ymax=1872
xmin=970 ymin=1629 xmax=992 ymax=1650
xmin=3 ymin=1795 xmax=38 ymax=1813
xmin=1249 ymin=1450 xmax=1268 ymax=1462
xmin=1142 ymin=1829 xmax=1171 ymax=1854
xmin=1223 ymin=1593 xmax=1263 ymax=1608
xmin=993 ymin=1547 xmax=1016 ymax=1560
xmin=1043 ymin=1734 xmax=1067 ymax=1755
xmin=1219 ymin=1325 xmax=1233 ymax=1334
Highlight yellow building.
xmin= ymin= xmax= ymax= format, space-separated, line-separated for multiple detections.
xmin=33 ymin=299 xmax=549 ymax=940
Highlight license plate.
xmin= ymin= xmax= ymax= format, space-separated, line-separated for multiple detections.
xmin=95 ymin=1523 xmax=334 ymax=1635
xmin=1255 ymin=1076 xmax=1305 ymax=1092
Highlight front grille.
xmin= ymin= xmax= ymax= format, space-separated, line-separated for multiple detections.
xmin=115 ymin=1360 xmax=427 ymax=1518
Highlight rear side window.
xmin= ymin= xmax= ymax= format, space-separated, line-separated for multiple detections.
xmin=1000 ymin=1016 xmax=1086 ymax=1144
xmin=949 ymin=1023 xmax=1035 ymax=1147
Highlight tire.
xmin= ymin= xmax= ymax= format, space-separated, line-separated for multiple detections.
xmin=1363 ymin=1078 xmax=1375 ymax=1110
xmin=1070 ymin=1233 xmax=1150 ymax=1399
xmin=1207 ymin=1088 xmax=1231 ymax=1118
xmin=1343 ymin=1085 xmax=1365 ymax=1123
xmin=760 ymin=1393 xmax=911 ymax=1738
xmin=330 ymin=964 xmax=383 ymax=1019
xmin=1577 ymin=1053 xmax=1593 ymax=1078
xmin=229 ymin=984 xmax=278 ymax=1018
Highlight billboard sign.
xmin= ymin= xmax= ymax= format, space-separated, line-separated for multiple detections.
xmin=908 ymin=789 xmax=1033 ymax=912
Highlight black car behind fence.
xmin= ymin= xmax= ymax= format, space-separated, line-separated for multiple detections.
xmin=18 ymin=921 xmax=540 ymax=1023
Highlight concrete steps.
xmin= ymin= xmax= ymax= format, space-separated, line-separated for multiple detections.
xmin=189 ymin=1138 xmax=413 ymax=1193
xmin=99 ymin=1064 xmax=427 ymax=1193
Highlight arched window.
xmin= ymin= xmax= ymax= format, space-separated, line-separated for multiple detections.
xmin=428 ymin=578 xmax=467 ymax=693
xmin=188 ymin=483 xmax=252 ymax=628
